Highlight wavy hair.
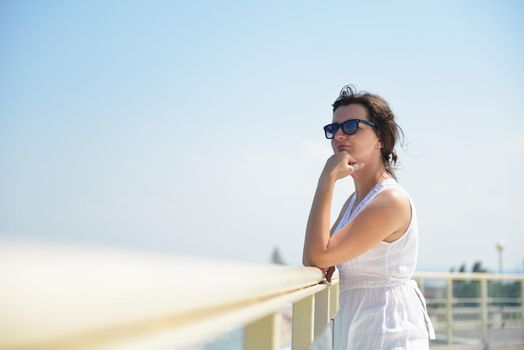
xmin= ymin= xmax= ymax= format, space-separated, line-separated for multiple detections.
xmin=332 ymin=84 xmax=405 ymax=179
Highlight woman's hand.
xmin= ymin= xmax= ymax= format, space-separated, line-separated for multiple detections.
xmin=320 ymin=151 xmax=365 ymax=182
xmin=321 ymin=266 xmax=336 ymax=283
xmin=303 ymin=151 xmax=364 ymax=274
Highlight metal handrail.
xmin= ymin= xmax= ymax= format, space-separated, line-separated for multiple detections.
xmin=0 ymin=242 xmax=338 ymax=350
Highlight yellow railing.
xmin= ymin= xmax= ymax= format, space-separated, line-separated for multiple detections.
xmin=0 ymin=242 xmax=339 ymax=350
xmin=3 ymin=242 xmax=523 ymax=349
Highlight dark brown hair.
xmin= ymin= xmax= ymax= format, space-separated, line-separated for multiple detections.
xmin=332 ymin=84 xmax=404 ymax=179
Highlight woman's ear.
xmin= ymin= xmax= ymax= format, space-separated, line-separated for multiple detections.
xmin=377 ymin=140 xmax=383 ymax=149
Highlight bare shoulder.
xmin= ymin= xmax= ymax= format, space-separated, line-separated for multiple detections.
xmin=360 ymin=186 xmax=411 ymax=227
xmin=368 ymin=186 xmax=411 ymax=239
xmin=372 ymin=186 xmax=410 ymax=211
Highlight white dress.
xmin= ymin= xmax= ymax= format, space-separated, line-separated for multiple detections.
xmin=332 ymin=178 xmax=435 ymax=350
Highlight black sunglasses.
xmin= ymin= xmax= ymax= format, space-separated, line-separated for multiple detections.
xmin=323 ymin=119 xmax=377 ymax=139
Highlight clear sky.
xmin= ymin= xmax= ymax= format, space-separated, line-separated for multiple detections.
xmin=1 ymin=0 xmax=523 ymax=272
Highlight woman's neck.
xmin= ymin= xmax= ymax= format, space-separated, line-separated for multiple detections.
xmin=352 ymin=160 xmax=390 ymax=203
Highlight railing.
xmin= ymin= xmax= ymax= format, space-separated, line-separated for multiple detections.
xmin=413 ymin=272 xmax=524 ymax=347
xmin=0 ymin=242 xmax=339 ymax=350
xmin=4 ymin=242 xmax=521 ymax=349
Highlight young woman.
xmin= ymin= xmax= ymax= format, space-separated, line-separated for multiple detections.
xmin=302 ymin=85 xmax=435 ymax=349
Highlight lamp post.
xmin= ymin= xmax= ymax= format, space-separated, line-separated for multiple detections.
xmin=496 ymin=241 xmax=505 ymax=274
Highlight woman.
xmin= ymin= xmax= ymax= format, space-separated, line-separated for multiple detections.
xmin=302 ymin=85 xmax=435 ymax=349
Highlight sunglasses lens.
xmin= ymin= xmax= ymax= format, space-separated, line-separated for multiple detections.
xmin=323 ymin=124 xmax=338 ymax=139
xmin=342 ymin=120 xmax=358 ymax=135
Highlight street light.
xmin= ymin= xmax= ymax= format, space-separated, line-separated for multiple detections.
xmin=496 ymin=241 xmax=505 ymax=274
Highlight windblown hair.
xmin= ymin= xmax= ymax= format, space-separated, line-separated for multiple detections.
xmin=332 ymin=84 xmax=404 ymax=179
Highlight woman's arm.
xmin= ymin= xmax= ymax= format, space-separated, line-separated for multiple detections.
xmin=303 ymin=193 xmax=352 ymax=286
xmin=304 ymin=185 xmax=409 ymax=269
xmin=302 ymin=151 xmax=409 ymax=269
xmin=302 ymin=177 xmax=336 ymax=267
xmin=302 ymin=151 xmax=359 ymax=267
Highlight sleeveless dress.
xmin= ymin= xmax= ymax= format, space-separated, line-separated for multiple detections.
xmin=332 ymin=178 xmax=435 ymax=350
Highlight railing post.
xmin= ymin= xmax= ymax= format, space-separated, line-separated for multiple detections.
xmin=292 ymin=295 xmax=315 ymax=350
xmin=244 ymin=312 xmax=281 ymax=350
xmin=446 ymin=277 xmax=453 ymax=345
xmin=329 ymin=282 xmax=339 ymax=350
xmin=521 ymin=280 xmax=524 ymax=338
xmin=314 ymin=287 xmax=330 ymax=339
xmin=329 ymin=282 xmax=339 ymax=320
xmin=480 ymin=278 xmax=488 ymax=346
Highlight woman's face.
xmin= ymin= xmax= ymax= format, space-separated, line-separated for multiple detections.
xmin=331 ymin=103 xmax=381 ymax=162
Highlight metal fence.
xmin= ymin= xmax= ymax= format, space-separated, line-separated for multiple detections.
xmin=413 ymin=272 xmax=524 ymax=348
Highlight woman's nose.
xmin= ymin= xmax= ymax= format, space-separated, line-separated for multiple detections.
xmin=334 ymin=127 xmax=346 ymax=140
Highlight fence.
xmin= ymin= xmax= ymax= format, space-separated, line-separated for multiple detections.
xmin=414 ymin=272 xmax=524 ymax=347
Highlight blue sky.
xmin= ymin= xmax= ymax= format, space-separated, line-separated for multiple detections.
xmin=1 ymin=0 xmax=523 ymax=272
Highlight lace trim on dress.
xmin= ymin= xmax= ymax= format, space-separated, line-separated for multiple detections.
xmin=347 ymin=178 xmax=397 ymax=223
